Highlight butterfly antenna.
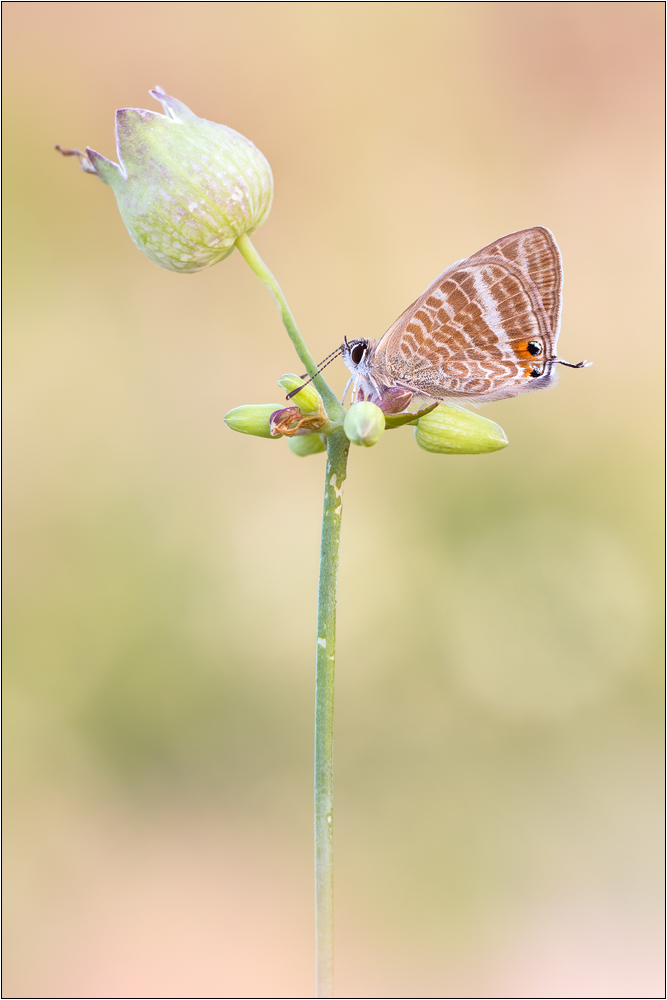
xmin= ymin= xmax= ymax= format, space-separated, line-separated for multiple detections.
xmin=556 ymin=359 xmax=593 ymax=369
xmin=286 ymin=344 xmax=345 ymax=399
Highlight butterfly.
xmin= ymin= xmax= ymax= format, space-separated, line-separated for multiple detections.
xmin=334 ymin=227 xmax=588 ymax=407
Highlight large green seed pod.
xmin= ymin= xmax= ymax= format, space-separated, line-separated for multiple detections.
xmin=60 ymin=87 xmax=273 ymax=273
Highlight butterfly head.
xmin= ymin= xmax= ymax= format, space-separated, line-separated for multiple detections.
xmin=341 ymin=337 xmax=383 ymax=399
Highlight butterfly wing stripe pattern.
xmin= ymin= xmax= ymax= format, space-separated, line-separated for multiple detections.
xmin=467 ymin=226 xmax=563 ymax=338
xmin=369 ymin=227 xmax=563 ymax=403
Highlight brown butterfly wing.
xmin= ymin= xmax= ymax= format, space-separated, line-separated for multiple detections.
xmin=467 ymin=226 xmax=563 ymax=338
xmin=373 ymin=253 xmax=556 ymax=402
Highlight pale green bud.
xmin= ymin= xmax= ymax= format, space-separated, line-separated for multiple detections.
xmin=59 ymin=87 xmax=273 ymax=274
xmin=344 ymin=401 xmax=386 ymax=447
xmin=288 ymin=434 xmax=327 ymax=457
xmin=414 ymin=404 xmax=508 ymax=454
xmin=224 ymin=404 xmax=283 ymax=439
xmin=277 ymin=374 xmax=322 ymax=413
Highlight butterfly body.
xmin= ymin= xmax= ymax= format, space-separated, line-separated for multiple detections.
xmin=342 ymin=227 xmax=573 ymax=405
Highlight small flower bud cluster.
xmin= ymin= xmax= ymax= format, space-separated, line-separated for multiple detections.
xmin=224 ymin=375 xmax=329 ymax=456
xmin=225 ymin=390 xmax=507 ymax=458
xmin=269 ymin=375 xmax=327 ymax=438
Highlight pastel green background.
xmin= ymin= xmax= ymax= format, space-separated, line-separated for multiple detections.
xmin=4 ymin=3 xmax=663 ymax=997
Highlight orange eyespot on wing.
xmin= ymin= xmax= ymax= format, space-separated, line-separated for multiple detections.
xmin=511 ymin=337 xmax=550 ymax=377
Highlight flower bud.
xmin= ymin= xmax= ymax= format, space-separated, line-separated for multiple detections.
xmin=344 ymin=401 xmax=385 ymax=447
xmin=376 ymin=387 xmax=413 ymax=414
xmin=277 ymin=374 xmax=321 ymax=413
xmin=269 ymin=406 xmax=327 ymax=438
xmin=288 ymin=434 xmax=327 ymax=457
xmin=414 ymin=404 xmax=508 ymax=454
xmin=59 ymin=87 xmax=273 ymax=273
xmin=224 ymin=404 xmax=283 ymax=439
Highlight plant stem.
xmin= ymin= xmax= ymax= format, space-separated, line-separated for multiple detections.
xmin=315 ymin=427 xmax=349 ymax=998
xmin=235 ymin=234 xmax=345 ymax=421
xmin=236 ymin=235 xmax=350 ymax=996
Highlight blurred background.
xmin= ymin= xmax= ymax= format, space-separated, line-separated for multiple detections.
xmin=3 ymin=3 xmax=664 ymax=997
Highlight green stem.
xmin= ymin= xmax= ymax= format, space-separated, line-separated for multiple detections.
xmin=235 ymin=234 xmax=345 ymax=421
xmin=315 ymin=428 xmax=349 ymax=998
xmin=236 ymin=235 xmax=350 ymax=996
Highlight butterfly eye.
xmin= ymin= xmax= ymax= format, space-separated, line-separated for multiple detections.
xmin=529 ymin=365 xmax=543 ymax=378
xmin=350 ymin=343 xmax=366 ymax=365
xmin=527 ymin=341 xmax=542 ymax=356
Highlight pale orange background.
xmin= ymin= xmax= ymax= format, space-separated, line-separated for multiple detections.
xmin=3 ymin=3 xmax=664 ymax=997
